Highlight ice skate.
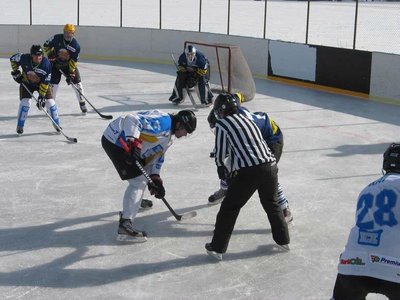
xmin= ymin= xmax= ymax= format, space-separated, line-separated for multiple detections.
xmin=16 ymin=126 xmax=23 ymax=135
xmin=283 ymin=207 xmax=293 ymax=225
xmin=205 ymin=243 xmax=222 ymax=261
xmin=276 ymin=244 xmax=290 ymax=251
xmin=79 ymin=101 xmax=88 ymax=114
xmin=117 ymin=212 xmax=147 ymax=243
xmin=139 ymin=199 xmax=153 ymax=212
xmin=208 ymin=188 xmax=226 ymax=206
xmin=171 ymin=98 xmax=184 ymax=105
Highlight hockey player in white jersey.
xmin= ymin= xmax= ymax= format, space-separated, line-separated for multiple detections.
xmin=101 ymin=109 xmax=197 ymax=242
xmin=332 ymin=143 xmax=400 ymax=299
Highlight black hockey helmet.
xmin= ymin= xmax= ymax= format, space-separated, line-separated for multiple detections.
xmin=383 ymin=143 xmax=400 ymax=173
xmin=213 ymin=93 xmax=239 ymax=119
xmin=176 ymin=110 xmax=197 ymax=134
xmin=30 ymin=45 xmax=43 ymax=56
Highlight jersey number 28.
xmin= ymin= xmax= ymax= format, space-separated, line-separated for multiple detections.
xmin=356 ymin=189 xmax=398 ymax=230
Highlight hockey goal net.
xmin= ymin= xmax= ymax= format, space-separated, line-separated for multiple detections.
xmin=184 ymin=41 xmax=256 ymax=101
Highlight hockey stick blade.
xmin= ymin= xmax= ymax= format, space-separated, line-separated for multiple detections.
xmin=60 ymin=70 xmax=113 ymax=120
xmin=178 ymin=211 xmax=197 ymax=221
xmin=21 ymin=83 xmax=78 ymax=143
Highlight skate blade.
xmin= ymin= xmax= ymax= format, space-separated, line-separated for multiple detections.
xmin=275 ymin=244 xmax=290 ymax=252
xmin=138 ymin=207 xmax=153 ymax=212
xmin=206 ymin=250 xmax=222 ymax=261
xmin=116 ymin=234 xmax=147 ymax=243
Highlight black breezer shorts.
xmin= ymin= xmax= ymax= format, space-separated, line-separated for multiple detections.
xmin=101 ymin=135 xmax=142 ymax=180
xmin=50 ymin=65 xmax=82 ymax=85
xmin=19 ymin=84 xmax=54 ymax=100
xmin=333 ymin=273 xmax=400 ymax=300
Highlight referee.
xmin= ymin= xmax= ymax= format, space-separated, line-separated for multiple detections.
xmin=205 ymin=93 xmax=290 ymax=260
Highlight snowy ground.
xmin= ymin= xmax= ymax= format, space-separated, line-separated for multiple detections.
xmin=0 ymin=58 xmax=399 ymax=299
xmin=2 ymin=0 xmax=400 ymax=54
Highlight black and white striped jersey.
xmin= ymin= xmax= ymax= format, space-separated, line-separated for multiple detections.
xmin=214 ymin=113 xmax=276 ymax=171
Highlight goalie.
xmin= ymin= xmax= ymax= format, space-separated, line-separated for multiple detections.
xmin=43 ymin=24 xmax=87 ymax=114
xmin=169 ymin=45 xmax=213 ymax=106
xmin=10 ymin=45 xmax=61 ymax=135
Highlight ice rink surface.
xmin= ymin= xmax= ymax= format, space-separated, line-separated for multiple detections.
xmin=0 ymin=58 xmax=399 ymax=299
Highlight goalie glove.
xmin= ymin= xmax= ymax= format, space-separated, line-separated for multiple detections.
xmin=36 ymin=95 xmax=46 ymax=110
xmin=148 ymin=174 xmax=165 ymax=199
xmin=11 ymin=70 xmax=23 ymax=84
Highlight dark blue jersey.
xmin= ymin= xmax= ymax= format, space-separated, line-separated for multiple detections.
xmin=178 ymin=50 xmax=209 ymax=76
xmin=10 ymin=53 xmax=52 ymax=96
xmin=43 ymin=34 xmax=81 ymax=71
xmin=239 ymin=107 xmax=283 ymax=145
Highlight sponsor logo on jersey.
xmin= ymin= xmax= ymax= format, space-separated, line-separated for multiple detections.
xmin=339 ymin=257 xmax=365 ymax=266
xmin=66 ymin=45 xmax=76 ymax=53
xmin=370 ymin=254 xmax=400 ymax=268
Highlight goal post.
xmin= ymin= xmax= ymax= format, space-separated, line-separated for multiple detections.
xmin=184 ymin=41 xmax=256 ymax=101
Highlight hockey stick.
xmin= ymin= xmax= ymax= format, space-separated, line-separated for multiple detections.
xmin=118 ymin=137 xmax=197 ymax=221
xmin=135 ymin=160 xmax=197 ymax=221
xmin=171 ymin=53 xmax=200 ymax=110
xmin=60 ymin=70 xmax=113 ymax=120
xmin=21 ymin=82 xmax=78 ymax=143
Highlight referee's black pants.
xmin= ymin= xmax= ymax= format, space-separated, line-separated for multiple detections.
xmin=211 ymin=162 xmax=290 ymax=253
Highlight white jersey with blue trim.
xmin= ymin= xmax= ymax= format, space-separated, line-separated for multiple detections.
xmin=103 ymin=110 xmax=173 ymax=175
xmin=337 ymin=173 xmax=400 ymax=283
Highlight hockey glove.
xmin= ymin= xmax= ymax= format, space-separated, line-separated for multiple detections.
xmin=125 ymin=137 xmax=142 ymax=165
xmin=65 ymin=72 xmax=75 ymax=85
xmin=36 ymin=95 xmax=46 ymax=110
xmin=148 ymin=174 xmax=165 ymax=199
xmin=11 ymin=70 xmax=23 ymax=84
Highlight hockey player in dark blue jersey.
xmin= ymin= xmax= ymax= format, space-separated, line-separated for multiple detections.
xmin=169 ymin=45 xmax=213 ymax=105
xmin=10 ymin=45 xmax=61 ymax=135
xmin=43 ymin=24 xmax=87 ymax=113
xmin=207 ymin=92 xmax=293 ymax=224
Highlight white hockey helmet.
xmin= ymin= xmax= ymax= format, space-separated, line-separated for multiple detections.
xmin=185 ymin=45 xmax=196 ymax=62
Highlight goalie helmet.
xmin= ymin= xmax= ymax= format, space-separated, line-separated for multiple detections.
xmin=185 ymin=45 xmax=196 ymax=62
xmin=176 ymin=110 xmax=197 ymax=134
xmin=213 ymin=93 xmax=239 ymax=119
xmin=30 ymin=45 xmax=43 ymax=56
xmin=383 ymin=143 xmax=400 ymax=173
